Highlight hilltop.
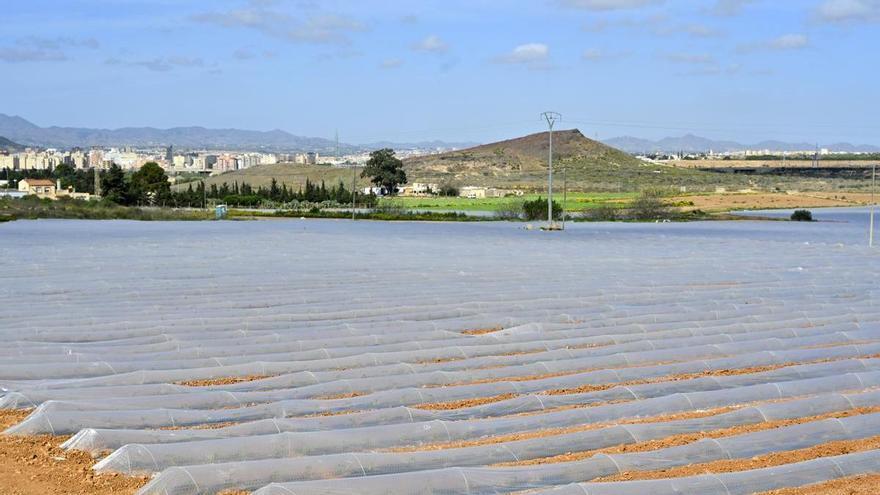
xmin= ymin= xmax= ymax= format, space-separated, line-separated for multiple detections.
xmin=403 ymin=129 xmax=730 ymax=190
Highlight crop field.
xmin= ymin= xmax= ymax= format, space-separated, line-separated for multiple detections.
xmin=1 ymin=215 xmax=880 ymax=495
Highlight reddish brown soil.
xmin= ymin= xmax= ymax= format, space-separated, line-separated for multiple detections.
xmin=176 ymin=374 xmax=274 ymax=386
xmin=415 ymin=393 xmax=519 ymax=411
xmin=159 ymin=421 xmax=240 ymax=431
xmin=498 ymin=406 xmax=880 ymax=466
xmin=413 ymin=360 xmax=827 ymax=413
xmin=0 ymin=409 xmax=149 ymax=495
xmin=315 ymin=392 xmax=366 ymax=400
xmin=389 ymin=404 xmax=743 ymax=452
xmin=757 ymin=474 xmax=880 ymax=494
xmin=596 ymin=434 xmax=880 ymax=483
xmin=461 ymin=327 xmax=503 ymax=335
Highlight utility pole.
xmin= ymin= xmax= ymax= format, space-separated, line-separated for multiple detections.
xmin=870 ymin=163 xmax=876 ymax=248
xmin=351 ymin=155 xmax=357 ymax=221
xmin=541 ymin=111 xmax=561 ymax=229
xmin=562 ymin=161 xmax=567 ymax=231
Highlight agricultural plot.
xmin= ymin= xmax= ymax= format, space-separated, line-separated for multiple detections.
xmin=1 ymin=215 xmax=879 ymax=495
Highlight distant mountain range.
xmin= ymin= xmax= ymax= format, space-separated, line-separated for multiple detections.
xmin=3 ymin=114 xmax=876 ymax=155
xmin=0 ymin=136 xmax=23 ymax=152
xmin=0 ymin=114 xmax=473 ymax=153
xmin=603 ymin=134 xmax=880 ymax=154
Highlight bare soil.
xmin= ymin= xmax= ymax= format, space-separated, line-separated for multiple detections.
xmin=0 ymin=410 xmax=149 ymax=495
xmin=389 ymin=405 xmax=743 ymax=452
xmin=672 ymin=192 xmax=860 ymax=212
xmin=176 ymin=374 xmax=274 ymax=387
xmin=595 ymin=434 xmax=880 ymax=483
xmin=757 ymin=474 xmax=880 ymax=495
xmin=315 ymin=392 xmax=365 ymax=400
xmin=412 ymin=360 xmax=828 ymax=412
xmin=542 ymin=362 xmax=790 ymax=395
xmin=498 ymin=406 xmax=880 ymax=467
xmin=415 ymin=393 xmax=519 ymax=411
xmin=461 ymin=327 xmax=503 ymax=335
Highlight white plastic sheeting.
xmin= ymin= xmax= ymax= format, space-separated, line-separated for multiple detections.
xmin=2 ymin=217 xmax=879 ymax=495
xmin=242 ymin=411 xmax=880 ymax=495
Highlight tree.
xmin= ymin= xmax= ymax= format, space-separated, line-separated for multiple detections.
xmin=129 ymin=162 xmax=171 ymax=206
xmin=791 ymin=210 xmax=813 ymax=221
xmin=522 ymin=197 xmax=562 ymax=221
xmin=438 ymin=184 xmax=459 ymax=197
xmin=101 ymin=164 xmax=128 ymax=205
xmin=53 ymin=163 xmax=76 ymax=189
xmin=361 ymin=148 xmax=406 ymax=195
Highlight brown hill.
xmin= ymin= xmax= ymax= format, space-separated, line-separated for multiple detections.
xmin=406 ymin=129 xmax=638 ymax=174
xmin=402 ymin=129 xmax=720 ymax=190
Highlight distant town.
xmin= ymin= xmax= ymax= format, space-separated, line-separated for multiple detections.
xmin=0 ymin=145 xmax=453 ymax=175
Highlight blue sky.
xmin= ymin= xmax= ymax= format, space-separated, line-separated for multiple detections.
xmin=2 ymin=0 xmax=878 ymax=145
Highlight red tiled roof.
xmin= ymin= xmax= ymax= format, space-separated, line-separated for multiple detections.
xmin=23 ymin=179 xmax=55 ymax=186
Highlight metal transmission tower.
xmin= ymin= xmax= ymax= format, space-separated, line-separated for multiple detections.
xmin=541 ymin=111 xmax=561 ymax=229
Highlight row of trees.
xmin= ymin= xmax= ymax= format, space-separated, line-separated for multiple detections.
xmin=2 ymin=164 xmax=96 ymax=194
xmin=2 ymin=162 xmax=174 ymax=206
xmin=3 ymin=148 xmax=411 ymax=208
xmin=100 ymin=162 xmax=174 ymax=206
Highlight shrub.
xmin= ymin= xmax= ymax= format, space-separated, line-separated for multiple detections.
xmin=494 ymin=199 xmax=525 ymax=220
xmin=522 ymin=197 xmax=562 ymax=221
xmin=374 ymin=200 xmax=406 ymax=215
xmin=627 ymin=189 xmax=671 ymax=221
xmin=581 ymin=204 xmax=618 ymax=222
xmin=791 ymin=209 xmax=813 ymax=221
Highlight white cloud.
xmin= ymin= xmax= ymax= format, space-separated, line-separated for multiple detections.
xmin=558 ymin=0 xmax=664 ymax=10
xmin=710 ymin=0 xmax=756 ymax=16
xmin=192 ymin=6 xmax=366 ymax=45
xmin=379 ymin=58 xmax=403 ymax=69
xmin=493 ymin=43 xmax=550 ymax=69
xmin=0 ymin=47 xmax=67 ymax=63
xmin=684 ymin=24 xmax=721 ymax=38
xmin=663 ymin=52 xmax=716 ymax=64
xmin=738 ymin=34 xmax=809 ymax=52
xmin=106 ymin=55 xmax=206 ymax=72
xmin=582 ymin=48 xmax=606 ymax=61
xmin=233 ymin=47 xmax=274 ymax=60
xmin=413 ymin=35 xmax=448 ymax=54
xmin=0 ymin=36 xmax=98 ymax=64
xmin=768 ymin=34 xmax=809 ymax=49
xmin=582 ymin=48 xmax=630 ymax=61
xmin=816 ymin=0 xmax=880 ymax=22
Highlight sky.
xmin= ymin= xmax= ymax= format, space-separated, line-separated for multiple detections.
xmin=2 ymin=0 xmax=879 ymax=145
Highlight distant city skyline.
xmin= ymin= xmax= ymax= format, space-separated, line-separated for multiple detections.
xmin=2 ymin=0 xmax=879 ymax=145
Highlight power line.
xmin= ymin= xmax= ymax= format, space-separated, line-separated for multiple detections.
xmin=542 ymin=111 xmax=561 ymax=230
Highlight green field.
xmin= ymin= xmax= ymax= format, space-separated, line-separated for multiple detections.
xmin=380 ymin=192 xmax=637 ymax=212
